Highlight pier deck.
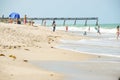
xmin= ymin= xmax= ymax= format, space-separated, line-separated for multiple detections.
xmin=0 ymin=17 xmax=99 ymax=26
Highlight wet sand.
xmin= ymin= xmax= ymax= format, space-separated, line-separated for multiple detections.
xmin=31 ymin=61 xmax=120 ymax=80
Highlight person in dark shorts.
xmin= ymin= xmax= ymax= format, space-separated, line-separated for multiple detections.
xmin=52 ymin=21 xmax=56 ymax=32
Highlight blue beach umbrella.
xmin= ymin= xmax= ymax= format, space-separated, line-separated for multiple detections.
xmin=9 ymin=12 xmax=20 ymax=19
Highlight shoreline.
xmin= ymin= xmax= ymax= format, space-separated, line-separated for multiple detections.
xmin=56 ymin=46 xmax=120 ymax=58
xmin=0 ymin=22 xmax=120 ymax=80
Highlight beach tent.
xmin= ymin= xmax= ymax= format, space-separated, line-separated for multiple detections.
xmin=9 ymin=12 xmax=20 ymax=19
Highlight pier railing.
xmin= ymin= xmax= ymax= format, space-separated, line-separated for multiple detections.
xmin=27 ymin=17 xmax=98 ymax=26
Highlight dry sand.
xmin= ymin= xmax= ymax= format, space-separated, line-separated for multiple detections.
xmin=0 ymin=22 xmax=119 ymax=80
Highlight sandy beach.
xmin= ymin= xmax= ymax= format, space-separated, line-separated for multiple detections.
xmin=0 ymin=22 xmax=120 ymax=80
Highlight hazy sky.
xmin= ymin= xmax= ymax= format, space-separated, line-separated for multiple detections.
xmin=0 ymin=0 xmax=120 ymax=23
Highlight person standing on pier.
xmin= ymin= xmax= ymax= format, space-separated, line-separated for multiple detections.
xmin=52 ymin=20 xmax=56 ymax=32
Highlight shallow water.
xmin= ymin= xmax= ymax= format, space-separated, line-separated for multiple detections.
xmin=32 ymin=26 xmax=120 ymax=80
xmin=33 ymin=25 xmax=120 ymax=80
xmin=31 ymin=61 xmax=120 ymax=80
xmin=57 ymin=31 xmax=120 ymax=57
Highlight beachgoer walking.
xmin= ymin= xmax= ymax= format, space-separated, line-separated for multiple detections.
xmin=83 ymin=31 xmax=87 ymax=35
xmin=97 ymin=25 xmax=101 ymax=34
xmin=52 ymin=21 xmax=56 ymax=32
xmin=44 ymin=20 xmax=46 ymax=26
xmin=88 ymin=26 xmax=90 ymax=31
xmin=116 ymin=25 xmax=120 ymax=39
xmin=24 ymin=15 xmax=27 ymax=24
xmin=66 ymin=26 xmax=68 ymax=32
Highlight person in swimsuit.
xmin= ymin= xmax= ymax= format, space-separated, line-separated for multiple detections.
xmin=97 ymin=25 xmax=101 ymax=35
xmin=52 ymin=20 xmax=56 ymax=32
xmin=116 ymin=25 xmax=120 ymax=39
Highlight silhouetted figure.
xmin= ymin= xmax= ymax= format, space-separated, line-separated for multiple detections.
xmin=97 ymin=25 xmax=101 ymax=35
xmin=52 ymin=21 xmax=56 ymax=32
xmin=83 ymin=31 xmax=87 ymax=35
xmin=44 ymin=20 xmax=46 ymax=26
xmin=17 ymin=19 xmax=21 ymax=24
xmin=2 ymin=14 xmax=4 ymax=18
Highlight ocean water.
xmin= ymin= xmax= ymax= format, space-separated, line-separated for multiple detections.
xmin=33 ymin=23 xmax=120 ymax=80
xmin=53 ymin=24 xmax=120 ymax=57
xmin=35 ymin=21 xmax=120 ymax=57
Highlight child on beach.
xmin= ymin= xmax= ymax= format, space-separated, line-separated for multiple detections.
xmin=116 ymin=25 xmax=120 ymax=39
xmin=52 ymin=21 xmax=56 ymax=32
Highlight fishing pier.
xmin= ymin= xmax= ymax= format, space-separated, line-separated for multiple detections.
xmin=0 ymin=17 xmax=99 ymax=26
xmin=28 ymin=17 xmax=99 ymax=26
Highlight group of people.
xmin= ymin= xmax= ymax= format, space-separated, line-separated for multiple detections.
xmin=51 ymin=21 xmax=120 ymax=40
xmin=8 ymin=18 xmax=21 ymax=24
xmin=84 ymin=25 xmax=101 ymax=36
xmin=8 ymin=14 xmax=120 ymax=40
xmin=8 ymin=15 xmax=35 ymax=26
xmin=84 ymin=25 xmax=120 ymax=40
